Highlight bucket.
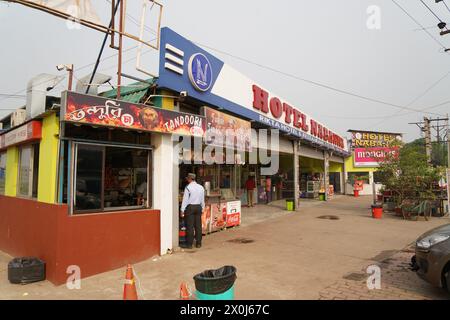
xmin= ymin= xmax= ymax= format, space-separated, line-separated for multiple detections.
xmin=354 ymin=190 xmax=359 ymax=197
xmin=372 ymin=205 xmax=383 ymax=219
xmin=286 ymin=199 xmax=295 ymax=211
xmin=319 ymin=193 xmax=326 ymax=201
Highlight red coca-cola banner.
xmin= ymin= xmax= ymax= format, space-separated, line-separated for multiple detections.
xmin=62 ymin=92 xmax=206 ymax=137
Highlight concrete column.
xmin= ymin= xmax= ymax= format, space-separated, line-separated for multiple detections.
xmin=343 ymin=157 xmax=348 ymax=195
xmin=324 ymin=151 xmax=330 ymax=201
xmin=152 ymin=134 xmax=178 ymax=255
xmin=293 ymin=141 xmax=300 ymax=210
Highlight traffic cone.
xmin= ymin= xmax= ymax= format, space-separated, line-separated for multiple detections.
xmin=123 ymin=264 xmax=138 ymax=300
xmin=180 ymin=282 xmax=191 ymax=300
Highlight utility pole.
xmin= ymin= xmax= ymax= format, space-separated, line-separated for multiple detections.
xmin=424 ymin=117 xmax=432 ymax=165
xmin=447 ymin=115 xmax=450 ymax=215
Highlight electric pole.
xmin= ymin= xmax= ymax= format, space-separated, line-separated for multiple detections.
xmin=424 ymin=117 xmax=432 ymax=164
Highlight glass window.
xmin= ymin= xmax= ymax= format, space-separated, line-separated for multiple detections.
xmin=74 ymin=144 xmax=103 ymax=212
xmin=18 ymin=144 xmax=39 ymax=198
xmin=73 ymin=143 xmax=151 ymax=214
xmin=0 ymin=152 xmax=6 ymax=195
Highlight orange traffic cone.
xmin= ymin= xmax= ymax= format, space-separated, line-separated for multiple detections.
xmin=123 ymin=264 xmax=138 ymax=300
xmin=180 ymin=282 xmax=191 ymax=300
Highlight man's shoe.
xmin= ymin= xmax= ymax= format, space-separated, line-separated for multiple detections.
xmin=195 ymin=243 xmax=202 ymax=248
xmin=180 ymin=244 xmax=193 ymax=249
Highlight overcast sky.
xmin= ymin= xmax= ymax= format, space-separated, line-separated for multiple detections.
xmin=1 ymin=0 xmax=450 ymax=142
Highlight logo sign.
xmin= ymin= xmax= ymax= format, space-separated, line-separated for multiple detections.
xmin=188 ymin=53 xmax=213 ymax=92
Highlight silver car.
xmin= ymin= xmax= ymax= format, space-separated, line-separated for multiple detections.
xmin=414 ymin=223 xmax=450 ymax=293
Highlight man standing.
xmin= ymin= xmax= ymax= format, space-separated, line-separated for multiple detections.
xmin=180 ymin=173 xmax=205 ymax=249
xmin=245 ymin=173 xmax=256 ymax=207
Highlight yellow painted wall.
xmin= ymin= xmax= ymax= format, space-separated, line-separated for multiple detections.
xmin=344 ymin=153 xmax=377 ymax=173
xmin=299 ymin=156 xmax=324 ymax=173
xmin=37 ymin=113 xmax=60 ymax=203
xmin=5 ymin=146 xmax=19 ymax=196
xmin=329 ymin=161 xmax=343 ymax=173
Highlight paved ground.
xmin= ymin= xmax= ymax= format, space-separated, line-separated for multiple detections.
xmin=0 ymin=195 xmax=449 ymax=300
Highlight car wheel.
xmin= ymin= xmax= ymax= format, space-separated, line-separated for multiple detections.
xmin=446 ymin=270 xmax=450 ymax=294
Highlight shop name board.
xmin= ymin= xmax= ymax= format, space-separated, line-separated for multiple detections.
xmin=351 ymin=131 xmax=402 ymax=148
xmin=62 ymin=92 xmax=206 ymax=137
xmin=0 ymin=121 xmax=42 ymax=150
xmin=354 ymin=147 xmax=399 ymax=167
xmin=252 ymin=85 xmax=345 ymax=149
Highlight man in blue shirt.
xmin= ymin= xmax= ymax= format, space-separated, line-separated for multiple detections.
xmin=180 ymin=173 xmax=205 ymax=249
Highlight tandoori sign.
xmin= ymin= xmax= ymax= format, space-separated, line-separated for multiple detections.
xmin=0 ymin=121 xmax=42 ymax=150
xmin=349 ymin=130 xmax=402 ymax=167
xmin=62 ymin=92 xmax=206 ymax=137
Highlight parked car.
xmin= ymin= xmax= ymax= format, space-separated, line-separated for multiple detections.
xmin=414 ymin=223 xmax=450 ymax=293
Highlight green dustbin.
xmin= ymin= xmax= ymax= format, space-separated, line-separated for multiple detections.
xmin=194 ymin=266 xmax=237 ymax=300
xmin=286 ymin=199 xmax=295 ymax=211
xmin=319 ymin=193 xmax=326 ymax=201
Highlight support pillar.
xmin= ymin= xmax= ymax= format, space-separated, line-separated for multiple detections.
xmin=152 ymin=134 xmax=178 ymax=255
xmin=293 ymin=141 xmax=300 ymax=210
xmin=324 ymin=151 xmax=330 ymax=201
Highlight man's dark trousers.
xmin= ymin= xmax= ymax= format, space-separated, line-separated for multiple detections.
xmin=185 ymin=204 xmax=203 ymax=246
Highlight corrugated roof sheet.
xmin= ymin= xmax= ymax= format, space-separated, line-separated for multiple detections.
xmin=100 ymin=78 xmax=155 ymax=104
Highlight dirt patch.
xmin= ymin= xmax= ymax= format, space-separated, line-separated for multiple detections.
xmin=227 ymin=238 xmax=255 ymax=244
xmin=317 ymin=215 xmax=340 ymax=220
xmin=371 ymin=250 xmax=398 ymax=262
xmin=342 ymin=272 xmax=367 ymax=281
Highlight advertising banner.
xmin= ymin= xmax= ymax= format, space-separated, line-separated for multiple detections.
xmin=204 ymin=107 xmax=252 ymax=152
xmin=353 ymin=147 xmax=400 ymax=167
xmin=62 ymin=92 xmax=206 ymax=137
xmin=0 ymin=121 xmax=42 ymax=150
xmin=350 ymin=130 xmax=402 ymax=167
xmin=226 ymin=201 xmax=241 ymax=228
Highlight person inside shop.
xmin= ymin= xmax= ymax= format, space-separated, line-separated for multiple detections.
xmin=180 ymin=173 xmax=205 ymax=249
xmin=245 ymin=173 xmax=256 ymax=207
xmin=265 ymin=176 xmax=272 ymax=204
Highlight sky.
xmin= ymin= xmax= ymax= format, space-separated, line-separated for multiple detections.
xmin=1 ymin=0 xmax=450 ymax=142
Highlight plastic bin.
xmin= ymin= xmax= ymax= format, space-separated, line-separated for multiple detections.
xmin=194 ymin=266 xmax=237 ymax=300
xmin=319 ymin=193 xmax=326 ymax=201
xmin=286 ymin=199 xmax=295 ymax=211
xmin=371 ymin=204 xmax=383 ymax=219
xmin=8 ymin=257 xmax=46 ymax=284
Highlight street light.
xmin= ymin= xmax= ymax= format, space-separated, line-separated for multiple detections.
xmin=56 ymin=64 xmax=74 ymax=91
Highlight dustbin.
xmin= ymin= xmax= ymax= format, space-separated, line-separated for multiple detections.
xmin=286 ymin=199 xmax=295 ymax=211
xmin=371 ymin=204 xmax=383 ymax=219
xmin=193 ymin=266 xmax=237 ymax=300
xmin=8 ymin=257 xmax=46 ymax=284
xmin=319 ymin=193 xmax=326 ymax=201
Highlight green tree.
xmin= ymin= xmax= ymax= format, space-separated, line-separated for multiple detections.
xmin=376 ymin=142 xmax=443 ymax=206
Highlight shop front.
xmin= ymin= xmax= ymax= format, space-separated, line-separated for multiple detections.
xmin=156 ymin=27 xmax=350 ymax=228
xmin=345 ymin=129 xmax=402 ymax=195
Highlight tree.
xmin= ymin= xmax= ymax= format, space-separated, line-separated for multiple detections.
xmin=375 ymin=141 xmax=444 ymax=206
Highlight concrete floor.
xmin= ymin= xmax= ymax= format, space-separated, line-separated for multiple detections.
xmin=0 ymin=195 xmax=449 ymax=300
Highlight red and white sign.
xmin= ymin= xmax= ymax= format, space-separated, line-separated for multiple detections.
xmin=354 ymin=147 xmax=399 ymax=167
xmin=226 ymin=201 xmax=241 ymax=228
xmin=0 ymin=121 xmax=42 ymax=150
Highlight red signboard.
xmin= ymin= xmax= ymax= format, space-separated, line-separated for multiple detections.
xmin=0 ymin=121 xmax=42 ymax=150
xmin=62 ymin=92 xmax=206 ymax=137
xmin=354 ymin=147 xmax=399 ymax=167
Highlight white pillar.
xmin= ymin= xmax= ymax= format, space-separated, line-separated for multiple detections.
xmin=293 ymin=141 xmax=300 ymax=210
xmin=152 ymin=134 xmax=178 ymax=255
